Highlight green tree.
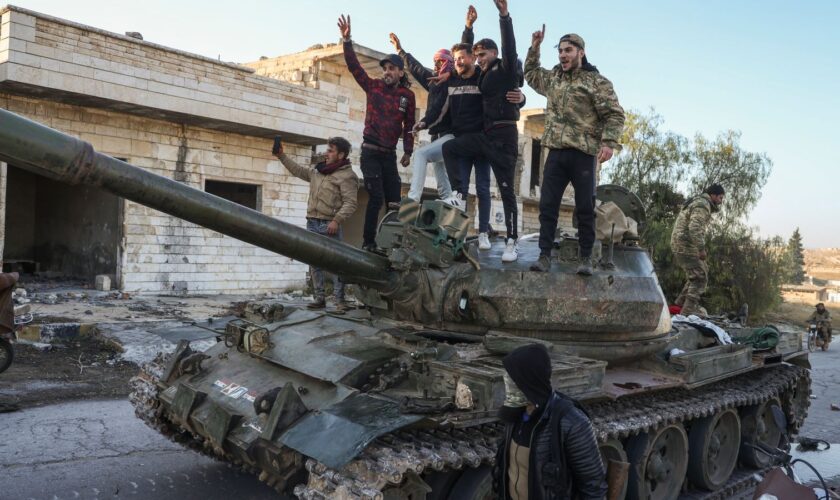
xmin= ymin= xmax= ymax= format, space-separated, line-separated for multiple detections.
xmin=786 ymin=228 xmax=806 ymax=284
xmin=603 ymin=110 xmax=779 ymax=317
xmin=602 ymin=109 xmax=690 ymax=216
xmin=690 ymin=130 xmax=772 ymax=224
xmin=703 ymin=225 xmax=787 ymax=315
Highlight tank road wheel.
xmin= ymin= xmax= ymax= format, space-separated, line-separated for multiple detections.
xmin=626 ymin=424 xmax=689 ymax=500
xmin=687 ymin=409 xmax=741 ymax=491
xmin=446 ymin=466 xmax=493 ymax=500
xmin=599 ymin=439 xmax=628 ymax=500
xmin=739 ymin=397 xmax=783 ymax=469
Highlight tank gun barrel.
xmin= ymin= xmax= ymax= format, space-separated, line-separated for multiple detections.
xmin=0 ymin=108 xmax=394 ymax=290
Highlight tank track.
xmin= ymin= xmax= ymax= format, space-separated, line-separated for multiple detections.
xmin=129 ymin=355 xmax=288 ymax=493
xmin=130 ymin=359 xmax=808 ymax=500
xmin=586 ymin=364 xmax=810 ymax=442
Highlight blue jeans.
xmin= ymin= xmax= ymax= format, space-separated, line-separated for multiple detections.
xmin=306 ymin=218 xmax=345 ymax=301
xmin=458 ymin=157 xmax=491 ymax=233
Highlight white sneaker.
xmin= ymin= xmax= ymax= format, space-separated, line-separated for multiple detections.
xmin=501 ymin=238 xmax=518 ymax=262
xmin=443 ymin=191 xmax=463 ymax=209
xmin=478 ymin=232 xmax=491 ymax=250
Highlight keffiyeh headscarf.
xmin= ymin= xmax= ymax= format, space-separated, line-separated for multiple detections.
xmin=433 ymin=49 xmax=454 ymax=76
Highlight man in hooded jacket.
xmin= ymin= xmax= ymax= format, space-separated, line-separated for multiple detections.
xmin=496 ymin=344 xmax=607 ymax=499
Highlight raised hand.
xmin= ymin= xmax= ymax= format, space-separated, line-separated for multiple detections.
xmin=389 ymin=33 xmax=402 ymax=52
xmin=466 ymin=5 xmax=478 ymax=28
xmin=532 ymin=24 xmax=545 ymax=49
xmin=493 ymin=0 xmax=508 ymax=17
xmin=337 ymin=14 xmax=351 ymax=39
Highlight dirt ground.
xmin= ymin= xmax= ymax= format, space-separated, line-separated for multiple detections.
xmin=0 ymin=336 xmax=138 ymax=412
xmin=766 ymin=298 xmax=839 ymax=328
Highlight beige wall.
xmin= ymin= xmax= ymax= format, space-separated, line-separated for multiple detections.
xmin=0 ymin=7 xmax=346 ymax=142
xmin=1 ymin=93 xmax=318 ymax=294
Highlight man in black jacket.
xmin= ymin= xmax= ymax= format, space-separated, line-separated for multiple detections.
xmin=496 ymin=344 xmax=607 ymax=500
xmin=389 ymin=33 xmax=459 ymax=206
xmin=443 ymin=0 xmax=522 ymax=262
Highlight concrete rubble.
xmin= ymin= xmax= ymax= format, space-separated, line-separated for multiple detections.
xmin=11 ymin=277 xmax=315 ymax=365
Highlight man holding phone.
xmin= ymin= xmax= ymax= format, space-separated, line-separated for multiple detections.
xmin=274 ymin=136 xmax=359 ymax=312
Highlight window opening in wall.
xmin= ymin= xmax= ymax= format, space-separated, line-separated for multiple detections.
xmin=205 ymin=180 xmax=261 ymax=211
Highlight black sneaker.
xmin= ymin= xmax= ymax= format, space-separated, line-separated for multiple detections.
xmin=334 ymin=301 xmax=353 ymax=314
xmin=362 ymin=242 xmax=378 ymax=253
xmin=530 ymin=254 xmax=551 ymax=272
xmin=576 ymin=262 xmax=593 ymax=276
xmin=307 ymin=298 xmax=326 ymax=310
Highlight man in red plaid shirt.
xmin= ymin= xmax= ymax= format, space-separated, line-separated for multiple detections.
xmin=338 ymin=14 xmax=416 ymax=252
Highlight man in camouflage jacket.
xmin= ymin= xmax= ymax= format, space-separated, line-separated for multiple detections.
xmin=807 ymin=303 xmax=832 ymax=346
xmin=670 ymin=184 xmax=726 ymax=316
xmin=525 ymin=28 xmax=625 ymax=276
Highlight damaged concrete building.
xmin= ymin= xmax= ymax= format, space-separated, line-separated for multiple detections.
xmin=0 ymin=6 xmax=571 ymax=294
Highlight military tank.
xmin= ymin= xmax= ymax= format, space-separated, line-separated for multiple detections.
xmin=0 ymin=108 xmax=811 ymax=500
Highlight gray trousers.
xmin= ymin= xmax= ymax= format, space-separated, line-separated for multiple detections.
xmin=306 ymin=218 xmax=345 ymax=301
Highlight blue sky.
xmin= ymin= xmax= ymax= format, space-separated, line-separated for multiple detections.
xmin=16 ymin=0 xmax=840 ymax=247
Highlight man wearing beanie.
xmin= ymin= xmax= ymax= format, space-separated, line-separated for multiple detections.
xmin=670 ymin=184 xmax=726 ymax=316
xmin=496 ymin=344 xmax=606 ymax=499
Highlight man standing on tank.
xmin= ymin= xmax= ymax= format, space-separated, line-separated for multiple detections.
xmin=525 ymin=27 xmax=625 ymax=276
xmin=670 ymin=184 xmax=725 ymax=317
xmin=338 ymin=14 xmax=416 ymax=253
xmin=442 ymin=0 xmax=523 ymax=263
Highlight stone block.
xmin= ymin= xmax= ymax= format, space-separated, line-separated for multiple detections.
xmin=17 ymin=324 xmax=41 ymax=342
xmin=40 ymin=323 xmax=81 ymax=342
xmin=95 ymin=274 xmax=111 ymax=291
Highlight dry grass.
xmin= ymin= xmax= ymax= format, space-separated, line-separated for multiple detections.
xmin=764 ymin=297 xmax=839 ymax=326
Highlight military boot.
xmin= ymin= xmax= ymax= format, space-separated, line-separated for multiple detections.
xmin=307 ymin=297 xmax=326 ymax=310
xmin=576 ymin=257 xmax=593 ymax=276
xmin=530 ymin=254 xmax=551 ymax=272
xmin=680 ymin=297 xmax=704 ymax=317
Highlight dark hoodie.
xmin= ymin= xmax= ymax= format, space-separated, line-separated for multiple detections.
xmin=503 ymin=344 xmax=552 ymax=446
xmin=497 ymin=345 xmax=607 ymax=500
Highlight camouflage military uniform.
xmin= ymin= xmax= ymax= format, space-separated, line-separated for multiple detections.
xmin=808 ymin=309 xmax=832 ymax=344
xmin=670 ymin=194 xmax=717 ymax=316
xmin=524 ymin=46 xmax=625 ymax=156
xmin=524 ymin=46 xmax=625 ymax=261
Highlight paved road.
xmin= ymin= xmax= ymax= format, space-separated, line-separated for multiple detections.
xmin=798 ymin=342 xmax=840 ymax=443
xmin=0 ymin=399 xmax=282 ymax=500
xmin=1 ymin=345 xmax=837 ymax=500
